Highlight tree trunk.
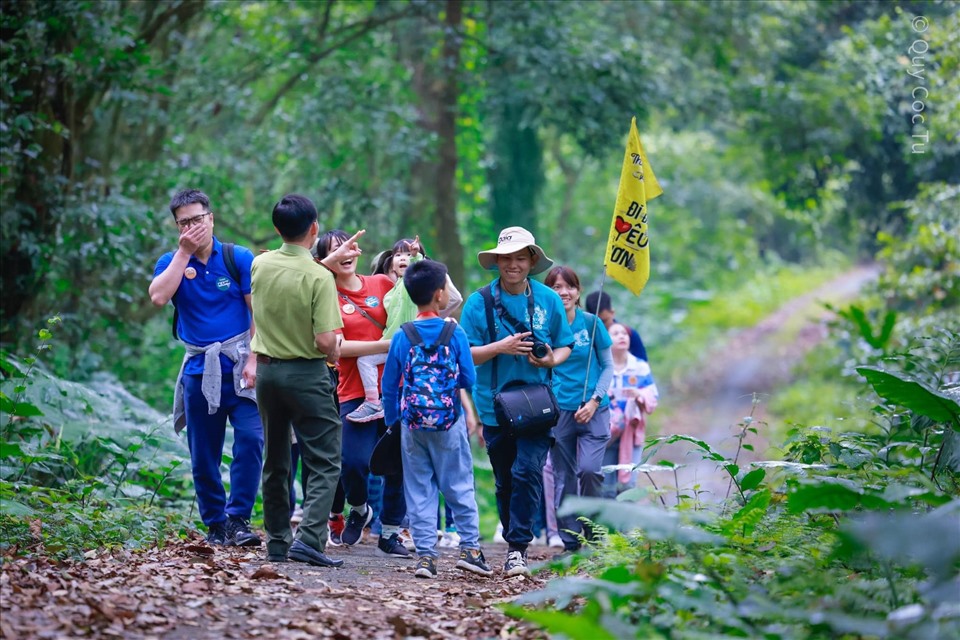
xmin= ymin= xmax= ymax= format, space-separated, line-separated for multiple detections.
xmin=434 ymin=0 xmax=465 ymax=289
xmin=403 ymin=1 xmax=465 ymax=289
xmin=485 ymin=6 xmax=544 ymax=239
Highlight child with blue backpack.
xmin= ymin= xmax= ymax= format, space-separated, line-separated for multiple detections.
xmin=380 ymin=259 xmax=492 ymax=579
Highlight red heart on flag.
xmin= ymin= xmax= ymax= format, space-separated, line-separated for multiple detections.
xmin=614 ymin=216 xmax=632 ymax=235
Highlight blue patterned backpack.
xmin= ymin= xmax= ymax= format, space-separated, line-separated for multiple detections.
xmin=399 ymin=320 xmax=460 ymax=431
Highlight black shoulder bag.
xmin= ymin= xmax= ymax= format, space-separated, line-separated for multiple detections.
xmin=479 ymin=283 xmax=559 ymax=437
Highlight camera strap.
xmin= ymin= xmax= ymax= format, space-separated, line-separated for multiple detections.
xmin=479 ymin=280 xmax=549 ymax=391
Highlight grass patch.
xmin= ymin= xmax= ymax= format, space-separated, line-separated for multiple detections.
xmin=765 ymin=341 xmax=871 ymax=444
xmin=651 ymin=261 xmax=849 ymax=387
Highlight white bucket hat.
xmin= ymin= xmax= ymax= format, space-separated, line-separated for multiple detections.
xmin=477 ymin=226 xmax=555 ymax=275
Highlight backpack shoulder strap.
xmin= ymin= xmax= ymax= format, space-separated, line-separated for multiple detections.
xmin=437 ymin=319 xmax=458 ymax=347
xmin=478 ymin=285 xmax=496 ymax=343
xmin=222 ymin=242 xmax=241 ymax=284
xmin=171 ymin=307 xmax=180 ymax=340
xmin=400 ymin=322 xmax=423 ymax=347
xmin=478 ymin=284 xmax=499 ymax=389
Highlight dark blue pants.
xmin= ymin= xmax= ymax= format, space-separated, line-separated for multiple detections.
xmin=339 ymin=397 xmax=405 ymax=527
xmin=183 ymin=374 xmax=263 ymax=526
xmin=483 ymin=424 xmax=553 ymax=552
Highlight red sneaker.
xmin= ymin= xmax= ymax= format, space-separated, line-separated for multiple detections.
xmin=328 ymin=513 xmax=345 ymax=546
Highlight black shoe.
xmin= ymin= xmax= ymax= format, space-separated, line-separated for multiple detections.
xmin=551 ymin=548 xmax=577 ymax=561
xmin=375 ymin=533 xmax=412 ymax=559
xmin=341 ymin=506 xmax=373 ymax=546
xmin=225 ymin=516 xmax=262 ymax=547
xmin=456 ymin=548 xmax=493 ymax=577
xmin=267 ymin=553 xmax=288 ymax=563
xmin=205 ymin=522 xmax=227 ymax=546
xmin=287 ymin=540 xmax=344 ymax=568
xmin=414 ymin=555 xmax=438 ymax=579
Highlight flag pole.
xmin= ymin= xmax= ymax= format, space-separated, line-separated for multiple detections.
xmin=581 ymin=266 xmax=608 ymax=405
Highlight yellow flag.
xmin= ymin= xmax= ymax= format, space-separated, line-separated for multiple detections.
xmin=604 ymin=117 xmax=663 ymax=295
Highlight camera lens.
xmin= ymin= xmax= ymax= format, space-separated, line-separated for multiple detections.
xmin=532 ymin=342 xmax=548 ymax=359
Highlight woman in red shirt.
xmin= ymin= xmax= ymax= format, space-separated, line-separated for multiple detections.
xmin=316 ymin=230 xmax=410 ymax=559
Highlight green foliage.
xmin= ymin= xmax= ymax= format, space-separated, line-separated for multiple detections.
xmin=0 ymin=320 xmax=194 ymax=560
xmin=508 ymin=329 xmax=959 ymax=639
xmin=2 ymin=0 xmax=955 ymax=414
xmin=876 ymin=183 xmax=960 ymax=314
xmin=857 ymin=366 xmax=960 ymax=427
xmin=835 ymin=305 xmax=897 ymax=351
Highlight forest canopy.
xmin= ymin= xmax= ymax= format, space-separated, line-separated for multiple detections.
xmin=1 ymin=0 xmax=957 ymax=394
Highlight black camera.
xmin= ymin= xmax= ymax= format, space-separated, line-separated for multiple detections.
xmin=524 ymin=337 xmax=549 ymax=359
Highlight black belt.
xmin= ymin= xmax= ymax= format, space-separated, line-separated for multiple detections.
xmin=256 ymin=354 xmax=314 ymax=365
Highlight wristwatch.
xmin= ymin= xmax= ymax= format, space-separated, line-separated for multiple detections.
xmin=592 ymin=394 xmax=603 ymax=405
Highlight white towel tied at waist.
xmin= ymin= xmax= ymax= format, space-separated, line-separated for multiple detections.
xmin=172 ymin=330 xmax=256 ymax=434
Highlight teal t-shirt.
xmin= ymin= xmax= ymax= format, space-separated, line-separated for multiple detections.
xmin=552 ymin=309 xmax=612 ymax=411
xmin=460 ymin=278 xmax=575 ymax=426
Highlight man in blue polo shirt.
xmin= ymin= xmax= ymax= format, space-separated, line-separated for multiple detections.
xmin=149 ymin=189 xmax=263 ymax=548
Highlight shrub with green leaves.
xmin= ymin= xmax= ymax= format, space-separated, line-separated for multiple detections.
xmin=507 ymin=331 xmax=959 ymax=639
xmin=1 ymin=319 xmax=195 ymax=560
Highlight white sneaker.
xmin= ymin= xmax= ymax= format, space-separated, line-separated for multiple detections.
xmin=439 ymin=530 xmax=461 ymax=548
xmin=492 ymin=522 xmax=505 ymax=543
xmin=398 ymin=529 xmax=416 ymax=552
xmin=290 ymin=506 xmax=304 ymax=525
xmin=548 ymin=534 xmax=564 ymax=548
xmin=529 ymin=533 xmax=547 ymax=546
xmin=346 ymin=400 xmax=384 ymax=423
xmin=504 ymin=550 xmax=530 ymax=577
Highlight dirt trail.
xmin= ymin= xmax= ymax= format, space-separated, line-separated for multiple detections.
xmin=651 ymin=264 xmax=881 ymax=500
xmin=1 ymin=534 xmax=553 ymax=640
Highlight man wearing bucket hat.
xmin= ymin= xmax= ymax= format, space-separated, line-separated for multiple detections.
xmin=460 ymin=226 xmax=575 ymax=577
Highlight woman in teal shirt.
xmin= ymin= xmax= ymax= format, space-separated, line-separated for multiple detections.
xmin=544 ymin=266 xmax=614 ymax=553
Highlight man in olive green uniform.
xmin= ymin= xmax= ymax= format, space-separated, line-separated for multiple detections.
xmin=248 ymin=194 xmax=345 ymax=567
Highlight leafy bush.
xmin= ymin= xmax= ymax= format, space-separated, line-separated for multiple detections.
xmin=1 ymin=319 xmax=195 ymax=560
xmin=507 ymin=331 xmax=960 ymax=639
xmin=876 ymin=183 xmax=959 ymax=316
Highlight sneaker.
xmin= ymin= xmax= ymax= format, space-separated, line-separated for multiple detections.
xmin=492 ymin=522 xmax=505 ymax=543
xmin=290 ymin=506 xmax=304 ymax=525
xmin=529 ymin=533 xmax=547 ymax=546
xmin=341 ymin=507 xmax=373 ymax=546
xmin=414 ymin=555 xmax=438 ymax=579
xmin=328 ymin=513 xmax=345 ymax=546
xmin=346 ymin=400 xmax=384 ymax=423
xmin=456 ymin=548 xmax=493 ymax=577
xmin=376 ymin=533 xmax=412 ymax=559
xmin=225 ymin=516 xmax=262 ymax=547
xmin=205 ymin=522 xmax=227 ymax=546
xmin=504 ymin=550 xmax=530 ymax=577
xmin=398 ymin=529 xmax=416 ymax=551
xmin=547 ymin=534 xmax=564 ymax=549
xmin=439 ymin=530 xmax=461 ymax=548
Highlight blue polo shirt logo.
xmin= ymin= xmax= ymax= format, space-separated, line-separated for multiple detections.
xmin=216 ymin=277 xmax=231 ymax=291
xmin=365 ymin=296 xmax=380 ymax=307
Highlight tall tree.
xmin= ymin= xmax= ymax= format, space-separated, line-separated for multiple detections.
xmin=0 ymin=0 xmax=204 ymax=340
xmin=402 ymin=0 xmax=466 ymax=287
